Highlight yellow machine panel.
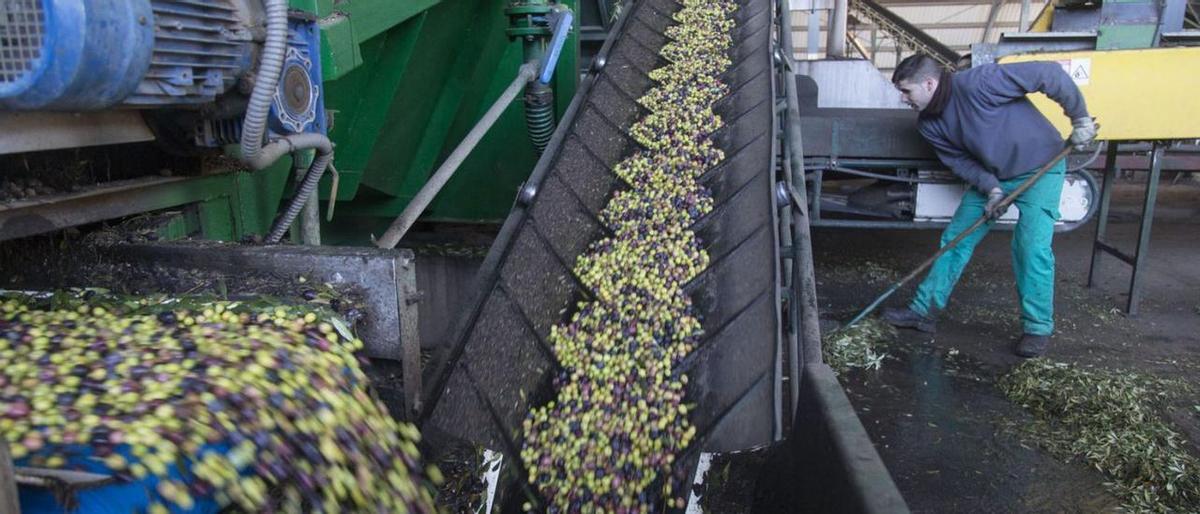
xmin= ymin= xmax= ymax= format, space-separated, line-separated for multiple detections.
xmin=1028 ymin=2 xmax=1054 ymax=32
xmin=1000 ymin=47 xmax=1200 ymax=141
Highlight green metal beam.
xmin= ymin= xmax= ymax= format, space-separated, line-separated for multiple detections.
xmin=0 ymin=161 xmax=292 ymax=243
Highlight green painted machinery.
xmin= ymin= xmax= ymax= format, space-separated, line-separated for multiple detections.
xmin=310 ymin=0 xmax=582 ymax=244
xmin=0 ymin=0 xmax=624 ymax=246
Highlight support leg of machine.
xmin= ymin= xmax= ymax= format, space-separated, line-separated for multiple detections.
xmin=1126 ymin=142 xmax=1164 ymax=316
xmin=1087 ymin=142 xmax=1120 ymax=288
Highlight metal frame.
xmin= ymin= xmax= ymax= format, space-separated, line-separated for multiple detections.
xmin=800 ymin=158 xmax=1100 ymax=232
xmin=0 ymin=159 xmax=297 ymax=243
xmin=777 ymin=0 xmax=824 ymax=421
xmin=768 ymin=0 xmax=788 ymax=443
xmin=1087 ymin=141 xmax=1166 ymax=316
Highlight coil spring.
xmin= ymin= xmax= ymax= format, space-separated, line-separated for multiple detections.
xmin=524 ymin=82 xmax=556 ymax=155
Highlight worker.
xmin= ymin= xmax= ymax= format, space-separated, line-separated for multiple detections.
xmin=882 ymin=54 xmax=1096 ymax=358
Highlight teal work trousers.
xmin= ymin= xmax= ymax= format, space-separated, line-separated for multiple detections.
xmin=910 ymin=160 xmax=1065 ymax=336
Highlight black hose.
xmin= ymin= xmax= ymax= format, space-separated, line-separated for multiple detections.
xmin=524 ymin=82 xmax=556 ymax=155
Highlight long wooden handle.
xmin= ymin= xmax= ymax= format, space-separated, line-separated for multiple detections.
xmin=843 ymin=144 xmax=1073 ymax=329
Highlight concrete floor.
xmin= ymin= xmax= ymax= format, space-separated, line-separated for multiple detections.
xmin=811 ymin=181 xmax=1200 ymax=513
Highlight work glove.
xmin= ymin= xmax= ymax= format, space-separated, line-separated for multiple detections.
xmin=1069 ymin=117 xmax=1097 ymax=149
xmin=984 ymin=187 xmax=1007 ymax=220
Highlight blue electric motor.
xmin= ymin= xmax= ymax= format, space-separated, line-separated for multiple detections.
xmin=0 ymin=0 xmax=325 ymax=140
xmin=0 ymin=0 xmax=257 ymax=110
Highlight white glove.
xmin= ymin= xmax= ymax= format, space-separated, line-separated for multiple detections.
xmin=984 ymin=188 xmax=1006 ymax=219
xmin=1069 ymin=117 xmax=1097 ymax=148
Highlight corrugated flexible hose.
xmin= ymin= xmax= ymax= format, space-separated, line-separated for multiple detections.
xmin=265 ymin=135 xmax=334 ymax=244
xmin=240 ymin=0 xmax=288 ymax=167
xmin=239 ymin=0 xmax=335 ymax=244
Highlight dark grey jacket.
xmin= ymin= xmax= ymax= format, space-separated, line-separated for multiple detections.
xmin=918 ymin=62 xmax=1089 ymax=192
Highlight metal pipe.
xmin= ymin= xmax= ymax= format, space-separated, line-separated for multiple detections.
xmin=375 ymin=63 xmax=538 ymax=249
xmin=597 ymin=0 xmax=611 ymax=29
xmin=827 ymin=0 xmax=849 ymax=57
xmin=1019 ymin=0 xmax=1031 ymax=31
xmin=301 ymin=187 xmax=321 ymax=244
xmin=807 ymin=8 xmax=822 ymax=58
xmin=293 ymin=151 xmax=322 ymax=245
xmin=777 ymin=188 xmax=799 ymax=420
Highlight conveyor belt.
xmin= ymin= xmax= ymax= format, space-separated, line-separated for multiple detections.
xmin=421 ymin=0 xmax=778 ymax=462
xmin=850 ymin=0 xmax=961 ymax=67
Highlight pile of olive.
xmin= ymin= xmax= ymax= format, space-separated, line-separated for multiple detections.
xmin=0 ymin=293 xmax=439 ymax=513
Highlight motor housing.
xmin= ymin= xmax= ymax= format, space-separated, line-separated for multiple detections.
xmin=0 ymin=0 xmax=253 ymax=110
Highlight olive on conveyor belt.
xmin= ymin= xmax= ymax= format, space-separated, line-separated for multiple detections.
xmin=520 ymin=1 xmax=737 ymax=511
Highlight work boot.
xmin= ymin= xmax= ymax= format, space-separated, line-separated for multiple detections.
xmin=1014 ymin=334 xmax=1050 ymax=358
xmin=880 ymin=307 xmax=936 ymax=333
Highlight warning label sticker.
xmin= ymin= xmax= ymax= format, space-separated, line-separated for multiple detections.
xmin=1057 ymin=58 xmax=1091 ymax=86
